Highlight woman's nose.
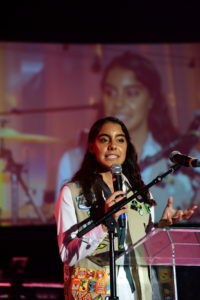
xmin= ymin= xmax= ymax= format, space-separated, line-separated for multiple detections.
xmin=114 ymin=93 xmax=125 ymax=108
xmin=108 ymin=142 xmax=117 ymax=150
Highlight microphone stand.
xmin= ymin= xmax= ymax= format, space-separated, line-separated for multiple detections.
xmin=77 ymin=163 xmax=181 ymax=300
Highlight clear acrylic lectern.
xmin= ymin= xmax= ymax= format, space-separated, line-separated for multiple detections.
xmin=117 ymin=228 xmax=200 ymax=300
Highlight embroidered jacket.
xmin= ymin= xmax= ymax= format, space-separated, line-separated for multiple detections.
xmin=55 ymin=179 xmax=153 ymax=300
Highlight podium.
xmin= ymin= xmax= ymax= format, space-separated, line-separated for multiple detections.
xmin=116 ymin=228 xmax=200 ymax=300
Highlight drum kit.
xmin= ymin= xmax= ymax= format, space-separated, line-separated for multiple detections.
xmin=0 ymin=120 xmax=60 ymax=225
xmin=0 ymin=103 xmax=98 ymax=226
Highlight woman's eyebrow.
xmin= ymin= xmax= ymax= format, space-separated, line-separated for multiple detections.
xmin=98 ymin=133 xmax=110 ymax=138
xmin=103 ymin=82 xmax=143 ymax=89
xmin=98 ymin=133 xmax=125 ymax=138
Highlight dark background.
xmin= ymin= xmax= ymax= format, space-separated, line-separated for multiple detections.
xmin=1 ymin=1 xmax=200 ymax=44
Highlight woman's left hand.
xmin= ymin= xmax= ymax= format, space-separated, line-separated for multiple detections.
xmin=157 ymin=196 xmax=198 ymax=228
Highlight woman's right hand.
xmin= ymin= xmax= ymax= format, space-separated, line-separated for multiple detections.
xmin=102 ymin=190 xmax=127 ymax=232
xmin=105 ymin=190 xmax=127 ymax=220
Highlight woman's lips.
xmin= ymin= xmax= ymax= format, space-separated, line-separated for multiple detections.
xmin=114 ymin=114 xmax=129 ymax=121
xmin=105 ymin=154 xmax=119 ymax=160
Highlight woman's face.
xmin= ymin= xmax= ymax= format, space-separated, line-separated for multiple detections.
xmin=89 ymin=122 xmax=127 ymax=170
xmin=102 ymin=67 xmax=152 ymax=132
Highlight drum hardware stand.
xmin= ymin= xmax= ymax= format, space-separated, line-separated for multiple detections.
xmin=0 ymin=145 xmax=46 ymax=225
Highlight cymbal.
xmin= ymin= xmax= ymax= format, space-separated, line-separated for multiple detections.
xmin=0 ymin=127 xmax=60 ymax=143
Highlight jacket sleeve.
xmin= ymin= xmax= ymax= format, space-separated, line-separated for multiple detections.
xmin=54 ymin=185 xmax=107 ymax=266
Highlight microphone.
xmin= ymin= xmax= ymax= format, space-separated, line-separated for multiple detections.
xmin=139 ymin=110 xmax=200 ymax=170
xmin=169 ymin=150 xmax=200 ymax=167
xmin=111 ymin=164 xmax=126 ymax=228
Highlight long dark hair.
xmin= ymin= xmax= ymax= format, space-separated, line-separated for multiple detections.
xmin=72 ymin=116 xmax=156 ymax=206
xmin=100 ymin=51 xmax=179 ymax=146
